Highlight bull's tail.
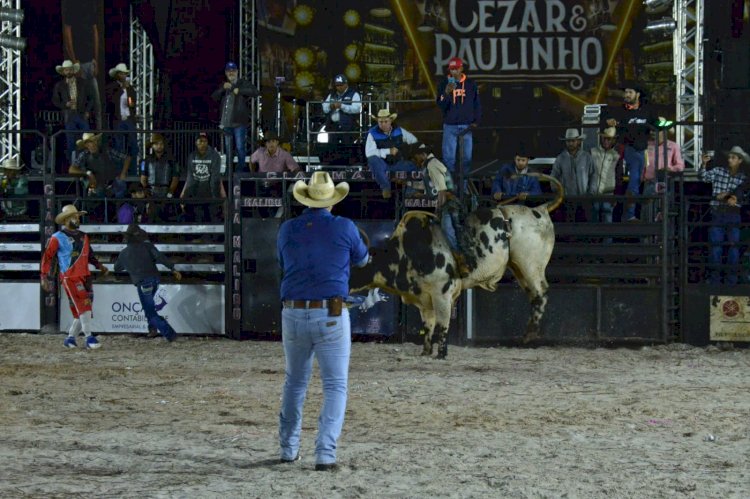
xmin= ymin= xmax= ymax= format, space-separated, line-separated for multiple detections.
xmin=529 ymin=173 xmax=564 ymax=213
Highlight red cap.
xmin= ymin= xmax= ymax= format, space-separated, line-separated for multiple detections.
xmin=448 ymin=57 xmax=463 ymax=70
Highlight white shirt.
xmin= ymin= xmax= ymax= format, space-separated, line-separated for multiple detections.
xmin=119 ymin=88 xmax=130 ymax=120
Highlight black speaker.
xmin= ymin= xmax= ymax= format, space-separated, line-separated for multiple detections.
xmin=241 ymin=218 xmax=282 ymax=334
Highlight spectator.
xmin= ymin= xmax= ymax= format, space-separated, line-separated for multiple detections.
xmin=116 ymin=183 xmax=146 ymax=225
xmin=41 ymin=204 xmax=109 ymax=349
xmin=0 ymin=158 xmax=29 ymax=220
xmin=277 ymin=171 xmax=369 ymax=471
xmin=250 ymin=132 xmax=300 ymax=173
xmin=698 ymin=146 xmax=749 ymax=285
xmin=603 ymin=81 xmax=658 ymax=221
xmin=320 ymin=74 xmax=362 ymax=164
xmin=365 ymin=109 xmax=419 ymax=199
xmin=180 ymin=132 xmax=225 ymax=223
xmin=212 ymin=61 xmax=259 ymax=172
xmin=114 ymin=223 xmax=182 ymax=342
xmin=491 ymin=143 xmax=542 ymax=205
xmin=139 ymin=133 xmax=180 ymax=222
xmin=106 ymin=63 xmax=139 ymax=164
xmin=589 ymin=127 xmax=621 ymax=224
xmin=645 ymin=119 xmax=685 ymax=196
xmin=52 ymin=59 xmax=94 ymax=164
xmin=436 ymin=57 xmax=481 ymax=177
xmin=551 ymin=129 xmax=597 ymax=222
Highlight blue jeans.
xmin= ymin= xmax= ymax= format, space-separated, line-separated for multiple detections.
xmin=442 ymin=124 xmax=473 ymax=176
xmin=279 ymin=307 xmax=351 ymax=465
xmin=366 ymin=156 xmax=417 ymax=192
xmin=64 ymin=113 xmax=90 ymax=163
xmin=223 ymin=126 xmax=248 ymax=172
xmin=708 ymin=210 xmax=741 ymax=285
xmin=592 ymin=201 xmax=613 ymax=224
xmin=624 ymin=145 xmax=644 ymax=220
xmin=136 ymin=277 xmax=176 ymax=339
xmin=441 ymin=210 xmax=460 ymax=251
xmin=115 ymin=119 xmax=139 ymax=168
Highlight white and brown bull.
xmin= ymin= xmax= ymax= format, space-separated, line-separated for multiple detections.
xmin=350 ymin=174 xmax=563 ymax=359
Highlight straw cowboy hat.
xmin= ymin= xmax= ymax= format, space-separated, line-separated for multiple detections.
xmin=109 ymin=63 xmax=130 ymax=78
xmin=560 ymin=128 xmax=586 ymax=140
xmin=371 ymin=109 xmax=397 ymax=121
xmin=292 ymin=171 xmax=350 ymax=208
xmin=122 ymin=223 xmax=149 ymax=243
xmin=1 ymin=157 xmax=23 ymax=170
xmin=56 ymin=59 xmax=80 ymax=75
xmin=76 ymin=132 xmax=102 ymax=149
xmin=599 ymin=127 xmax=617 ymax=138
xmin=55 ymin=204 xmax=87 ymax=225
xmin=725 ymin=145 xmax=750 ymax=164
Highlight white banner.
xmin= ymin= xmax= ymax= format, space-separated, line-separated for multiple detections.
xmin=709 ymin=295 xmax=750 ymax=342
xmin=59 ymin=284 xmax=225 ymax=335
xmin=0 ymin=283 xmax=41 ymax=330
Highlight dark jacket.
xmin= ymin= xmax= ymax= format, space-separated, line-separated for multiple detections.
xmin=105 ymin=82 xmax=137 ymax=122
xmin=602 ymin=104 xmax=658 ymax=152
xmin=491 ymin=164 xmax=542 ymax=198
xmin=52 ymin=77 xmax=94 ymax=118
xmin=114 ymin=240 xmax=175 ymax=286
xmin=211 ymin=78 xmax=259 ymax=127
xmin=436 ymin=75 xmax=481 ymax=126
xmin=183 ymin=146 xmax=222 ymax=198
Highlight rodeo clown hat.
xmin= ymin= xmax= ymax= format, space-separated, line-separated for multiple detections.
xmin=293 ymin=171 xmax=349 ymax=208
xmin=55 ymin=204 xmax=87 ymax=225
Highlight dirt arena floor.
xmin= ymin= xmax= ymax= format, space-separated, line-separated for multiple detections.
xmin=1 ymin=333 xmax=748 ymax=498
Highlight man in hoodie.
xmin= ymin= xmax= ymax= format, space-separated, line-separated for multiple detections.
xmin=436 ymin=57 xmax=481 ymax=179
xmin=180 ymin=132 xmax=225 ymax=223
xmin=114 ymin=223 xmax=182 ymax=341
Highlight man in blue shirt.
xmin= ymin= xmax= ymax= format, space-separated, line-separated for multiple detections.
xmin=491 ymin=144 xmax=542 ymax=204
xmin=277 ymin=171 xmax=369 ymax=471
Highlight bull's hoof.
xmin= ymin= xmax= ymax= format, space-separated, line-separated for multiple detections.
xmin=420 ymin=348 xmax=433 ymax=357
xmin=436 ymin=352 xmax=447 ymax=360
xmin=521 ymin=330 xmax=540 ymax=344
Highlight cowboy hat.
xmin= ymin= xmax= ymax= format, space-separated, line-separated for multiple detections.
xmin=108 ymin=63 xmax=130 ymax=78
xmin=725 ymin=145 xmax=750 ymax=164
xmin=56 ymin=60 xmax=80 ymax=75
xmin=122 ymin=223 xmax=149 ymax=243
xmin=619 ymin=80 xmax=646 ymax=95
xmin=1 ymin=157 xmax=23 ymax=170
xmin=292 ymin=171 xmax=350 ymax=208
xmin=371 ymin=109 xmax=397 ymax=121
xmin=55 ymin=204 xmax=87 ymax=225
xmin=514 ymin=142 xmax=534 ymax=159
xmin=599 ymin=127 xmax=617 ymax=138
xmin=76 ymin=132 xmax=101 ymax=149
xmin=560 ymin=128 xmax=586 ymax=140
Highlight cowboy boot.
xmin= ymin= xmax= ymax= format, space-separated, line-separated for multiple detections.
xmin=452 ymin=251 xmax=471 ymax=278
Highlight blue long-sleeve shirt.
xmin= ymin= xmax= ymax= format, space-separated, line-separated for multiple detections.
xmin=491 ymin=164 xmax=542 ymax=197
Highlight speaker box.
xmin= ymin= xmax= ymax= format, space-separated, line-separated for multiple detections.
xmin=241 ymin=218 xmax=282 ymax=334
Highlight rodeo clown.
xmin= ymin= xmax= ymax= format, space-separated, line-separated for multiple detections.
xmin=41 ymin=205 xmax=109 ymax=349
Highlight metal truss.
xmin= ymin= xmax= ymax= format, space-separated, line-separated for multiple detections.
xmin=239 ymin=0 xmax=258 ymax=147
xmin=129 ymin=6 xmax=156 ymax=157
xmin=673 ymin=0 xmax=704 ymax=169
xmin=0 ymin=0 xmax=21 ymax=163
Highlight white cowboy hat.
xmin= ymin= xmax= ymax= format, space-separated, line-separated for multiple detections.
xmin=292 ymin=171 xmax=350 ymax=208
xmin=371 ymin=109 xmax=397 ymax=121
xmin=560 ymin=128 xmax=586 ymax=140
xmin=1 ymin=157 xmax=23 ymax=170
xmin=109 ymin=63 xmax=130 ymax=78
xmin=599 ymin=127 xmax=617 ymax=138
xmin=76 ymin=132 xmax=102 ymax=149
xmin=56 ymin=59 xmax=80 ymax=75
xmin=726 ymin=145 xmax=750 ymax=164
xmin=55 ymin=204 xmax=87 ymax=225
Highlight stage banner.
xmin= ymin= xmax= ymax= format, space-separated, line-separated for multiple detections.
xmin=0 ymin=283 xmax=41 ymax=331
xmin=257 ymin=0 xmax=673 ymax=160
xmin=59 ymin=284 xmax=225 ymax=335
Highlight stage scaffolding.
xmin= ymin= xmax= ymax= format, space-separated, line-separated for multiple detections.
xmin=129 ymin=5 xmax=156 ymax=157
xmin=239 ymin=0 xmax=258 ymax=152
xmin=0 ymin=0 xmax=21 ymax=164
xmin=674 ymin=0 xmax=704 ymax=169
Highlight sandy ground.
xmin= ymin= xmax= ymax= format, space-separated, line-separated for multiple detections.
xmin=0 ymin=334 xmax=748 ymax=499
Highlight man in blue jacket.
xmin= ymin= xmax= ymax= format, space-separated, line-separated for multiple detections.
xmin=365 ymin=109 xmax=419 ymax=199
xmin=491 ymin=144 xmax=542 ymax=204
xmin=436 ymin=57 xmax=481 ymax=179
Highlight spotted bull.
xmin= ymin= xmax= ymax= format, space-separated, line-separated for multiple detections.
xmin=350 ymin=174 xmax=563 ymax=359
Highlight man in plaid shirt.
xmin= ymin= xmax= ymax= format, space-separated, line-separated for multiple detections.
xmin=698 ymin=146 xmax=749 ymax=285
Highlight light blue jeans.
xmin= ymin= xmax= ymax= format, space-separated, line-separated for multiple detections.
xmin=366 ymin=156 xmax=417 ymax=192
xmin=279 ymin=307 xmax=351 ymax=465
xmin=223 ymin=126 xmax=248 ymax=172
xmin=442 ymin=124 xmax=473 ymax=175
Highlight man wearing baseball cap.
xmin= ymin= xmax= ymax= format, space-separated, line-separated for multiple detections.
xmin=321 ymin=74 xmax=362 ymax=164
xmin=436 ymin=57 xmax=481 ymax=179
xmin=211 ymin=61 xmax=259 ymax=172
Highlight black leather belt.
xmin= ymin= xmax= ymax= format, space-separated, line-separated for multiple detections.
xmin=283 ymin=300 xmax=329 ymax=309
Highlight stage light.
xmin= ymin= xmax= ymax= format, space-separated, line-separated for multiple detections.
xmin=0 ymin=7 xmax=24 ymax=24
xmin=643 ymin=0 xmax=673 ymax=15
xmin=0 ymin=34 xmax=26 ymax=51
xmin=644 ymin=17 xmax=676 ymax=35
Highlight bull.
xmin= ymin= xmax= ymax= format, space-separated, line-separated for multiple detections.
xmin=350 ymin=174 xmax=563 ymax=359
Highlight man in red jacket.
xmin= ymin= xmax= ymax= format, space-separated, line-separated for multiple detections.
xmin=41 ymin=204 xmax=109 ymax=349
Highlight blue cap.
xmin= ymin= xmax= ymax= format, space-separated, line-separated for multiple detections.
xmin=225 ymin=61 xmax=238 ymax=71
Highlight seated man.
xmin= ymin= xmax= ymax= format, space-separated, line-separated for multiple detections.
xmin=250 ymin=132 xmax=300 ymax=174
xmin=365 ymin=109 xmax=419 ymax=199
xmin=491 ymin=143 xmax=542 ymax=204
xmin=0 ymin=157 xmax=29 ymax=220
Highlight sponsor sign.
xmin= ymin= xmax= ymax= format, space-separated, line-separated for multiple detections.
xmin=0 ymin=283 xmax=41 ymax=330
xmin=709 ymin=295 xmax=750 ymax=342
